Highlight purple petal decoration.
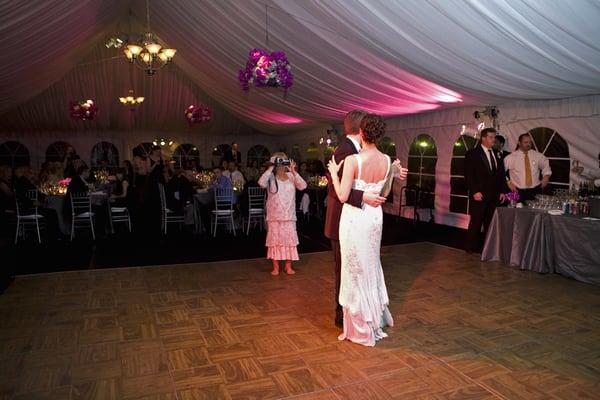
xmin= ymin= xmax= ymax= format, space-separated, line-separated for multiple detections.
xmin=185 ymin=104 xmax=212 ymax=126
xmin=238 ymin=48 xmax=293 ymax=97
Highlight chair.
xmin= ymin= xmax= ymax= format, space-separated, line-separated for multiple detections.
xmin=70 ymin=192 xmax=95 ymax=240
xmin=296 ymin=192 xmax=310 ymax=223
xmin=211 ymin=187 xmax=236 ymax=237
xmin=246 ymin=187 xmax=266 ymax=235
xmin=398 ymin=185 xmax=434 ymax=223
xmin=109 ymin=203 xmax=131 ymax=233
xmin=14 ymin=190 xmax=44 ymax=244
xmin=158 ymin=183 xmax=185 ymax=234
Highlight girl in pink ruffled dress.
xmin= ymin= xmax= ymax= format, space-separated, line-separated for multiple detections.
xmin=258 ymin=152 xmax=307 ymax=275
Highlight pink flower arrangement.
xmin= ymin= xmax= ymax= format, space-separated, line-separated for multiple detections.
xmin=239 ymin=48 xmax=293 ymax=97
xmin=58 ymin=177 xmax=72 ymax=187
xmin=185 ymin=104 xmax=212 ymax=126
xmin=69 ymin=99 xmax=97 ymax=120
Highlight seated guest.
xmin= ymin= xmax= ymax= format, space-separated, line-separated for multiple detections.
xmin=110 ymin=168 xmax=130 ymax=207
xmin=166 ymin=168 xmax=194 ymax=212
xmin=68 ymin=165 xmax=91 ymax=194
xmin=228 ymin=162 xmax=245 ymax=189
xmin=13 ymin=166 xmax=36 ymax=195
xmin=38 ymin=162 xmax=51 ymax=184
xmin=299 ymin=161 xmax=311 ymax=181
xmin=244 ymin=160 xmax=260 ymax=184
xmin=210 ymin=167 xmax=232 ymax=190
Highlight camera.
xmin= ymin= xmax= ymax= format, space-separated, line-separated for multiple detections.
xmin=274 ymin=157 xmax=291 ymax=166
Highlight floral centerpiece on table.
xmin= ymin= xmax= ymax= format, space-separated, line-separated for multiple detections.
xmin=94 ymin=169 xmax=110 ymax=184
xmin=185 ymin=104 xmax=212 ymax=126
xmin=505 ymin=191 xmax=520 ymax=207
xmin=308 ymin=175 xmax=328 ymax=188
xmin=192 ymin=171 xmax=215 ymax=189
xmin=39 ymin=177 xmax=71 ymax=196
xmin=238 ymin=48 xmax=293 ymax=98
xmin=69 ymin=99 xmax=97 ymax=120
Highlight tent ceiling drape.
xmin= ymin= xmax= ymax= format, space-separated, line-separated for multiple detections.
xmin=1 ymin=0 xmax=600 ymax=133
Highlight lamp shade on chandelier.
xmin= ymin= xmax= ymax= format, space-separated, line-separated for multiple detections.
xmin=119 ymin=90 xmax=145 ymax=109
xmin=124 ymin=32 xmax=176 ymax=76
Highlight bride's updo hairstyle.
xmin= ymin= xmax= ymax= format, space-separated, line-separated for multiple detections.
xmin=360 ymin=114 xmax=386 ymax=144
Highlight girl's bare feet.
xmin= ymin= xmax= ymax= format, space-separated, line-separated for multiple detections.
xmin=271 ymin=260 xmax=280 ymax=276
xmin=284 ymin=261 xmax=295 ymax=275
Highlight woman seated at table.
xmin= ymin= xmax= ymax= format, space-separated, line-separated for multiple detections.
xmin=68 ymin=165 xmax=91 ymax=194
xmin=110 ymin=168 xmax=130 ymax=208
xmin=258 ymin=152 xmax=307 ymax=275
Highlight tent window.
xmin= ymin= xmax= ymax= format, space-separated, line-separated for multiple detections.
xmin=91 ymin=142 xmax=119 ymax=168
xmin=46 ymin=141 xmax=74 ymax=162
xmin=449 ymin=135 xmax=477 ymax=214
xmin=525 ymin=127 xmax=570 ymax=191
xmin=0 ymin=141 xmax=30 ymax=168
xmin=173 ymin=143 xmax=200 ymax=168
xmin=133 ymin=142 xmax=154 ymax=158
xmin=247 ymin=145 xmax=270 ymax=167
xmin=407 ymin=134 xmax=437 ymax=191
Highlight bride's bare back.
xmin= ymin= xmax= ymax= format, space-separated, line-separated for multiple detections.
xmin=353 ymin=148 xmax=389 ymax=184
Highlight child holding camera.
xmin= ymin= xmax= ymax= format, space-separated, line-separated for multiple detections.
xmin=258 ymin=152 xmax=307 ymax=275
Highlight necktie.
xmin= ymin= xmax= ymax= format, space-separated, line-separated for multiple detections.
xmin=488 ymin=149 xmax=497 ymax=173
xmin=524 ymin=151 xmax=533 ymax=187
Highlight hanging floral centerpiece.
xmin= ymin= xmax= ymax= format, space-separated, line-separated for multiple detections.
xmin=238 ymin=48 xmax=293 ymax=98
xmin=185 ymin=104 xmax=212 ymax=126
xmin=69 ymin=99 xmax=98 ymax=120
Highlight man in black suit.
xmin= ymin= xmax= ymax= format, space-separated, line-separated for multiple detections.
xmin=223 ymin=142 xmax=242 ymax=164
xmin=324 ymin=110 xmax=387 ymax=327
xmin=464 ymin=128 xmax=508 ymax=253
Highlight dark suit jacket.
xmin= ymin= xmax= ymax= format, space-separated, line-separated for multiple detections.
xmin=324 ymin=137 xmax=364 ymax=240
xmin=464 ymin=145 xmax=507 ymax=202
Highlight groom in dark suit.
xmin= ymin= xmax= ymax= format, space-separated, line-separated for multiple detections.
xmin=464 ymin=127 xmax=508 ymax=253
xmin=325 ymin=110 xmax=387 ymax=327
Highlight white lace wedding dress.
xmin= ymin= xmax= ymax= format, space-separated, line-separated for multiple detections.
xmin=338 ymin=154 xmax=394 ymax=346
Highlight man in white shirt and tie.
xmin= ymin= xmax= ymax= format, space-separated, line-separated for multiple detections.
xmin=504 ymin=133 xmax=552 ymax=202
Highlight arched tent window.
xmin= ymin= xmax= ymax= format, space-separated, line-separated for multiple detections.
xmin=211 ymin=144 xmax=231 ymax=167
xmin=525 ymin=127 xmax=570 ymax=190
xmin=407 ymin=134 xmax=437 ymax=191
xmin=132 ymin=142 xmax=153 ymax=158
xmin=449 ymin=135 xmax=478 ymax=214
xmin=247 ymin=145 xmax=270 ymax=167
xmin=0 ymin=141 xmax=30 ymax=168
xmin=46 ymin=141 xmax=74 ymax=162
xmin=306 ymin=142 xmax=319 ymax=160
xmin=377 ymin=136 xmax=397 ymax=160
xmin=173 ymin=143 xmax=200 ymax=168
xmin=91 ymin=142 xmax=119 ymax=168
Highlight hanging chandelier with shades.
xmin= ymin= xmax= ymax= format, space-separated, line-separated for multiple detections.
xmin=119 ymin=90 xmax=145 ymax=110
xmin=123 ymin=0 xmax=176 ymax=76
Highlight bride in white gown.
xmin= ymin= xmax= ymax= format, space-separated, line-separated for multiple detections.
xmin=327 ymin=113 xmax=407 ymax=346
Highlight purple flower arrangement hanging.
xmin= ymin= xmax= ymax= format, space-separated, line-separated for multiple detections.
xmin=505 ymin=191 xmax=520 ymax=203
xmin=185 ymin=104 xmax=212 ymax=126
xmin=69 ymin=99 xmax=97 ymax=120
xmin=238 ymin=48 xmax=293 ymax=97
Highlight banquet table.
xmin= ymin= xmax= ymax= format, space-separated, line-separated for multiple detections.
xmin=482 ymin=207 xmax=600 ymax=285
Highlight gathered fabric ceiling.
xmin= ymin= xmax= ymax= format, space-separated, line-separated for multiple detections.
xmin=1 ymin=0 xmax=600 ymax=133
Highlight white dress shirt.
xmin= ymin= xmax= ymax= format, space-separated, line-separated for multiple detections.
xmin=504 ymin=149 xmax=552 ymax=189
xmin=481 ymin=144 xmax=497 ymax=171
xmin=347 ymin=136 xmax=361 ymax=153
xmin=230 ymin=170 xmax=245 ymax=186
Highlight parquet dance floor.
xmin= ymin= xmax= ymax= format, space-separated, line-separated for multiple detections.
xmin=1 ymin=242 xmax=598 ymax=399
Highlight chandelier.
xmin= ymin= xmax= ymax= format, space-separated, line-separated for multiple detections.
xmin=123 ymin=1 xmax=176 ymax=76
xmin=152 ymin=138 xmax=173 ymax=147
xmin=119 ymin=90 xmax=145 ymax=110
